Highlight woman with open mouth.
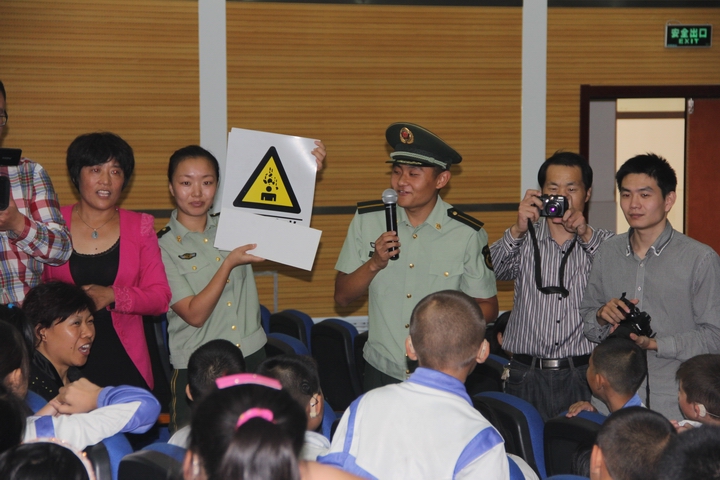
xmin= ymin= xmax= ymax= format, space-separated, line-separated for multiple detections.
xmin=42 ymin=132 xmax=171 ymax=393
xmin=23 ymin=281 xmax=96 ymax=401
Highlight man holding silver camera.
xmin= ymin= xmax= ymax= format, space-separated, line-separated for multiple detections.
xmin=581 ymin=153 xmax=720 ymax=419
xmin=490 ymin=151 xmax=613 ymax=420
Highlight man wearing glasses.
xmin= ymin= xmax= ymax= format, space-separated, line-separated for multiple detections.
xmin=0 ymin=80 xmax=71 ymax=304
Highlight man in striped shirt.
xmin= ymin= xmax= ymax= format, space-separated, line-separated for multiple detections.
xmin=490 ymin=152 xmax=613 ymax=421
xmin=0 ymin=80 xmax=72 ymax=304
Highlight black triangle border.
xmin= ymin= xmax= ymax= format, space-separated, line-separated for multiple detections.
xmin=233 ymin=146 xmax=301 ymax=214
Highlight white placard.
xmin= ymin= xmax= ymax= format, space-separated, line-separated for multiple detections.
xmin=215 ymin=128 xmax=322 ymax=270
xmin=215 ymin=209 xmax=321 ymax=271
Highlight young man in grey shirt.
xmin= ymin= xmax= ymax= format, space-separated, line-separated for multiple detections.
xmin=581 ymin=153 xmax=720 ymax=419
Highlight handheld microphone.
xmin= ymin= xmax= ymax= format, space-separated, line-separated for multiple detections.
xmin=382 ymin=189 xmax=399 ymax=260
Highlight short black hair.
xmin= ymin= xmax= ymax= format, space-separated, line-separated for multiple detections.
xmin=0 ymin=80 xmax=6 ymax=101
xmin=410 ymin=290 xmax=485 ymax=371
xmin=657 ymin=425 xmax=720 ymax=480
xmin=0 ymin=322 xmax=30 ymax=396
xmin=0 ymin=384 xmax=26 ymax=455
xmin=187 ymin=339 xmax=246 ymax=402
xmin=676 ymin=354 xmax=720 ymax=418
xmin=167 ymin=144 xmax=220 ymax=183
xmin=596 ymin=407 xmax=675 ymax=480
xmin=592 ymin=338 xmax=647 ymax=396
xmin=66 ymin=132 xmax=135 ymax=191
xmin=0 ymin=442 xmax=91 ymax=480
xmin=616 ymin=153 xmax=677 ymax=198
xmin=257 ymin=354 xmax=321 ymax=408
xmin=537 ymin=151 xmax=593 ymax=190
xmin=22 ymin=282 xmax=96 ymax=348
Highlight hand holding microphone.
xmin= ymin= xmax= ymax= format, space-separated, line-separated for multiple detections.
xmin=382 ymin=189 xmax=399 ymax=261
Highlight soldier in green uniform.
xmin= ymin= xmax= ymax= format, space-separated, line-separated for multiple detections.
xmin=334 ymin=123 xmax=498 ymax=390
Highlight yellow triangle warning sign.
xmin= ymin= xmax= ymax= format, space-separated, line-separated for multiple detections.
xmin=233 ymin=146 xmax=301 ymax=214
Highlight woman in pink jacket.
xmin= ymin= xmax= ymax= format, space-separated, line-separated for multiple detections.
xmin=43 ymin=132 xmax=171 ymax=391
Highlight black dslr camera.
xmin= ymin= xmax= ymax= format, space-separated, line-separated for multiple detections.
xmin=538 ymin=194 xmax=569 ymax=218
xmin=609 ymin=292 xmax=655 ymax=340
xmin=0 ymin=148 xmax=22 ymax=211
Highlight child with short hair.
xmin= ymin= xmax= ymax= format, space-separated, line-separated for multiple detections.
xmin=320 ymin=290 xmax=509 ymax=479
xmin=257 ymin=354 xmax=328 ymax=461
xmin=168 ymin=339 xmax=246 ymax=447
xmin=567 ymin=338 xmax=647 ymax=417
xmin=672 ymin=354 xmax=720 ymax=431
xmin=590 ymin=407 xmax=675 ymax=480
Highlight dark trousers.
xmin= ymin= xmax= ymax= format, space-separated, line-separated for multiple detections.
xmin=504 ymin=357 xmax=591 ymax=422
xmin=363 ymin=362 xmax=402 ymax=392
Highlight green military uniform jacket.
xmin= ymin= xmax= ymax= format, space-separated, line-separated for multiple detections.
xmin=335 ymin=196 xmax=497 ymax=380
xmin=158 ymin=211 xmax=266 ymax=369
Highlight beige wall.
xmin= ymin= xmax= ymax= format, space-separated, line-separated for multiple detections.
xmin=2 ymin=2 xmax=719 ymax=316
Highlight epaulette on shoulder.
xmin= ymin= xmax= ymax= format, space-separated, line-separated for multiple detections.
xmin=210 ymin=212 xmax=220 ymax=218
xmin=447 ymin=208 xmax=484 ymax=231
xmin=357 ymin=199 xmax=385 ymax=214
xmin=157 ymin=226 xmax=171 ymax=239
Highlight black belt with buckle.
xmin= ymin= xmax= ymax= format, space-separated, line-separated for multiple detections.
xmin=513 ymin=354 xmax=590 ymax=370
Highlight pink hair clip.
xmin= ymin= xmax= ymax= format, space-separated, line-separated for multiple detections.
xmin=215 ymin=373 xmax=282 ymax=390
xmin=236 ymin=408 xmax=275 ymax=429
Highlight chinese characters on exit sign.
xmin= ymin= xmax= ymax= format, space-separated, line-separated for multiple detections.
xmin=666 ymin=25 xmax=712 ymax=48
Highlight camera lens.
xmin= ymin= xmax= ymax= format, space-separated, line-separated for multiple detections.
xmin=547 ymin=203 xmax=558 ymax=214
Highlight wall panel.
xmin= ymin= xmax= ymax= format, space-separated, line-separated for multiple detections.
xmin=547 ymin=7 xmax=720 ymax=156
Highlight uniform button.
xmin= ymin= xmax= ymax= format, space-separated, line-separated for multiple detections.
xmin=638 ymin=287 xmax=642 ymax=291
xmin=405 ymin=324 xmax=410 ymax=328
xmin=409 ymin=263 xmax=414 ymax=268
xmin=216 ymin=257 xmax=221 ymax=262
xmin=236 ymin=343 xmax=241 ymax=348
xmin=412 ymin=234 xmax=418 ymax=239
xmin=406 ymin=370 xmax=410 ymax=374
xmin=192 ymin=266 xmax=197 ymax=270
xmin=227 ymin=302 xmax=232 ymax=306
xmin=227 ymin=279 xmax=231 ymax=283
xmin=204 ymin=238 xmax=209 ymax=243
xmin=444 ymin=272 xmax=449 ymax=277
xmin=407 ymin=293 xmax=412 ymax=298
xmin=435 ymin=223 xmax=441 ymax=230
xmin=231 ymin=325 xmax=236 ymax=330
xmin=176 ymin=236 xmax=182 ymax=242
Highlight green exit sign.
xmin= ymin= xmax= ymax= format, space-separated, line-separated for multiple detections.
xmin=666 ymin=25 xmax=712 ymax=48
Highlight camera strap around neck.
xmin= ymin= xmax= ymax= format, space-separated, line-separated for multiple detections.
xmin=527 ymin=220 xmax=577 ymax=298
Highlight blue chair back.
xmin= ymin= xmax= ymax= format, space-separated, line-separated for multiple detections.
xmin=266 ymin=332 xmax=310 ymax=356
xmin=269 ymin=309 xmax=314 ymax=350
xmin=260 ymin=304 xmax=271 ymax=334
xmin=118 ymin=442 xmax=184 ymax=480
xmin=544 ymin=411 xmax=604 ymax=477
xmin=85 ymin=433 xmax=134 ymax=480
xmin=321 ymin=399 xmax=338 ymax=441
xmin=475 ymin=391 xmax=546 ymax=479
xmin=311 ymin=319 xmax=362 ymax=411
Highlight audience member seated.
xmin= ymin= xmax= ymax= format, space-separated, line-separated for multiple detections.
xmin=567 ymin=338 xmax=646 ymax=418
xmin=320 ymin=290 xmax=509 ymax=479
xmin=0 ymin=385 xmax=27 ymax=455
xmin=671 ymin=354 xmax=720 ymax=432
xmin=1 ymin=319 xmax=160 ymax=451
xmin=0 ymin=439 xmax=95 ymax=480
xmin=589 ymin=406 xmax=675 ymax=480
xmin=184 ymin=373 xmax=359 ymax=480
xmin=656 ymin=425 xmax=720 ymax=480
xmin=23 ymin=281 xmax=97 ymax=401
xmin=168 ymin=339 xmax=246 ymax=448
xmin=257 ymin=354 xmax=329 ymax=461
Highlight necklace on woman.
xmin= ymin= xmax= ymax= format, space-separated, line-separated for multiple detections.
xmin=76 ymin=207 xmax=117 ymax=239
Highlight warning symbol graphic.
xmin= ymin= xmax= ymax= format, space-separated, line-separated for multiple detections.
xmin=233 ymin=146 xmax=301 ymax=214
